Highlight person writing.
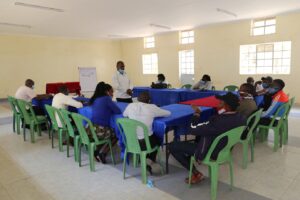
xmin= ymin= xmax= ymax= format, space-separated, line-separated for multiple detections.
xmin=112 ymin=61 xmax=133 ymax=103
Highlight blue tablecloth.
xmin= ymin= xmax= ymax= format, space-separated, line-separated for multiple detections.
xmin=78 ymin=102 xmax=215 ymax=155
xmin=133 ymin=87 xmax=227 ymax=106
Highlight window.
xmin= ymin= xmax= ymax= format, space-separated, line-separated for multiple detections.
xmin=180 ymin=30 xmax=194 ymax=44
xmin=144 ymin=36 xmax=155 ymax=48
xmin=179 ymin=50 xmax=194 ymax=75
xmin=240 ymin=41 xmax=291 ymax=75
xmin=142 ymin=53 xmax=158 ymax=74
xmin=251 ymin=18 xmax=276 ymax=36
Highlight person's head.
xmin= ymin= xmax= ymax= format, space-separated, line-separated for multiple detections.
xmin=246 ymin=77 xmax=254 ymax=85
xmin=25 ymin=79 xmax=34 ymax=89
xmin=215 ymin=92 xmax=240 ymax=112
xmin=116 ymin=61 xmax=125 ymax=74
xmin=138 ymin=92 xmax=151 ymax=104
xmin=157 ymin=74 xmax=166 ymax=83
xmin=90 ymin=82 xmax=113 ymax=104
xmin=58 ymin=85 xmax=69 ymax=95
xmin=239 ymin=83 xmax=256 ymax=97
xmin=269 ymin=79 xmax=285 ymax=94
xmin=261 ymin=76 xmax=273 ymax=88
xmin=201 ymin=74 xmax=211 ymax=82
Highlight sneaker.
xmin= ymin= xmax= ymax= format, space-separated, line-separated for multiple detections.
xmin=185 ymin=172 xmax=204 ymax=184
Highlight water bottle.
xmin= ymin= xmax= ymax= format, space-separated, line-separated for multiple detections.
xmin=146 ymin=179 xmax=154 ymax=188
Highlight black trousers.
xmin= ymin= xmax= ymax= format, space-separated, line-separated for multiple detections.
xmin=32 ymin=106 xmax=45 ymax=116
xmin=139 ymin=134 xmax=161 ymax=162
xmin=169 ymin=141 xmax=197 ymax=172
xmin=116 ymin=98 xmax=133 ymax=103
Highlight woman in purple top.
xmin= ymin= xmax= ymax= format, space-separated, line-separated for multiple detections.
xmin=89 ymin=82 xmax=121 ymax=163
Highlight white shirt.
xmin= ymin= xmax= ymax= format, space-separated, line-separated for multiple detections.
xmin=123 ymin=102 xmax=171 ymax=139
xmin=15 ymin=85 xmax=36 ymax=102
xmin=256 ymin=84 xmax=264 ymax=92
xmin=112 ymin=71 xmax=133 ymax=99
xmin=52 ymin=93 xmax=83 ymax=127
xmin=192 ymin=81 xmax=212 ymax=90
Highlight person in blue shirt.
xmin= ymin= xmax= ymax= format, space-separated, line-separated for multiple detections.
xmin=89 ymin=82 xmax=121 ymax=163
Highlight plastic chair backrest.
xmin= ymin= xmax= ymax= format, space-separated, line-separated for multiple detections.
xmin=269 ymin=103 xmax=290 ymax=127
xmin=203 ymin=126 xmax=246 ymax=164
xmin=285 ymin=97 xmax=295 ymax=118
xmin=211 ymin=86 xmax=216 ymax=91
xmin=181 ymin=84 xmax=192 ymax=89
xmin=45 ymin=105 xmax=60 ymax=131
xmin=71 ymin=113 xmax=98 ymax=145
xmin=117 ymin=118 xmax=152 ymax=154
xmin=245 ymin=109 xmax=263 ymax=140
xmin=7 ymin=96 xmax=19 ymax=114
xmin=223 ymin=85 xmax=239 ymax=92
xmin=59 ymin=109 xmax=76 ymax=137
xmin=16 ymin=99 xmax=37 ymax=124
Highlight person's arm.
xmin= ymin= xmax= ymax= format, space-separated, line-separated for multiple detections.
xmin=107 ymin=98 xmax=122 ymax=114
xmin=205 ymin=81 xmax=212 ymax=90
xmin=123 ymin=106 xmax=129 ymax=117
xmin=189 ymin=118 xmax=220 ymax=137
xmin=192 ymin=81 xmax=200 ymax=90
xmin=152 ymin=105 xmax=171 ymax=117
xmin=261 ymin=95 xmax=280 ymax=118
xmin=66 ymin=96 xmax=83 ymax=108
xmin=112 ymin=74 xmax=123 ymax=91
xmin=27 ymin=88 xmax=36 ymax=100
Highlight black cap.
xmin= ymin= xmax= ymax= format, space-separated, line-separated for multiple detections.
xmin=261 ymin=76 xmax=273 ymax=83
xmin=215 ymin=92 xmax=240 ymax=111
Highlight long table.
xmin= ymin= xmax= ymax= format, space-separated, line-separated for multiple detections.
xmin=133 ymin=87 xmax=227 ymax=106
xmin=78 ymin=102 xmax=215 ymax=173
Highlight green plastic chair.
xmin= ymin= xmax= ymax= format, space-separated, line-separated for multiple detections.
xmin=240 ymin=109 xmax=262 ymax=169
xmin=71 ymin=113 xmax=115 ymax=172
xmin=181 ymin=84 xmax=192 ymax=89
xmin=223 ymin=85 xmax=239 ymax=92
xmin=45 ymin=105 xmax=67 ymax=152
xmin=282 ymin=97 xmax=295 ymax=144
xmin=116 ymin=118 xmax=163 ymax=184
xmin=16 ymin=99 xmax=49 ymax=143
xmin=60 ymin=108 xmax=81 ymax=162
xmin=7 ymin=96 xmax=22 ymax=134
xmin=211 ymin=86 xmax=216 ymax=91
xmin=257 ymin=103 xmax=290 ymax=152
xmin=188 ymin=126 xmax=246 ymax=200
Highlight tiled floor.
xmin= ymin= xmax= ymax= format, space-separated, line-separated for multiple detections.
xmin=1 ymin=104 xmax=300 ymax=200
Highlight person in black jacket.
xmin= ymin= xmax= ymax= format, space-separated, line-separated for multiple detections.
xmin=169 ymin=92 xmax=246 ymax=184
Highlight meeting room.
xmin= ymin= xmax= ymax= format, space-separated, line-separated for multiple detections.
xmin=1 ymin=1 xmax=300 ymax=200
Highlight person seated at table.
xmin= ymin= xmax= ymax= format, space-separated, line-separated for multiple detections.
xmin=169 ymin=92 xmax=246 ymax=184
xmin=151 ymin=74 xmax=168 ymax=89
xmin=258 ymin=76 xmax=274 ymax=111
xmin=90 ymin=82 xmax=122 ymax=163
xmin=52 ymin=85 xmax=83 ymax=127
xmin=15 ymin=79 xmax=51 ymax=115
xmin=192 ymin=74 xmax=212 ymax=90
xmin=259 ymin=79 xmax=289 ymax=125
xmin=123 ymin=92 xmax=171 ymax=174
xmin=255 ymin=80 xmax=264 ymax=93
xmin=237 ymin=83 xmax=257 ymax=118
xmin=246 ymin=77 xmax=254 ymax=86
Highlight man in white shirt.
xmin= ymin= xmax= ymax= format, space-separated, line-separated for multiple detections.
xmin=15 ymin=79 xmax=36 ymax=102
xmin=112 ymin=61 xmax=133 ymax=103
xmin=123 ymin=92 xmax=171 ymax=174
xmin=52 ymin=85 xmax=83 ymax=127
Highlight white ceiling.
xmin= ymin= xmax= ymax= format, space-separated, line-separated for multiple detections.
xmin=0 ymin=0 xmax=300 ymax=39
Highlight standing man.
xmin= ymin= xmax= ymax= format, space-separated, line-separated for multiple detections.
xmin=112 ymin=61 xmax=133 ymax=103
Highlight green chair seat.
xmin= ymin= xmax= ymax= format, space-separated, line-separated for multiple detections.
xmin=181 ymin=84 xmax=192 ymax=89
xmin=223 ymin=85 xmax=239 ymax=92
xmin=7 ymin=96 xmax=23 ymax=134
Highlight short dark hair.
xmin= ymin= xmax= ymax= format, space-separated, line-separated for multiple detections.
xmin=246 ymin=77 xmax=254 ymax=83
xmin=157 ymin=74 xmax=166 ymax=81
xmin=202 ymin=74 xmax=211 ymax=81
xmin=273 ymin=79 xmax=285 ymax=90
xmin=25 ymin=79 xmax=34 ymax=87
xmin=138 ymin=92 xmax=150 ymax=103
xmin=58 ymin=85 xmax=68 ymax=94
xmin=240 ymin=83 xmax=256 ymax=96
xmin=116 ymin=61 xmax=125 ymax=68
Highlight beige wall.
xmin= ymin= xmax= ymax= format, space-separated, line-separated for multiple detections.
xmin=121 ymin=12 xmax=300 ymax=103
xmin=0 ymin=35 xmax=121 ymax=98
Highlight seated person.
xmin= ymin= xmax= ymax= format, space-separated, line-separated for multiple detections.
xmin=90 ymin=82 xmax=122 ymax=163
xmin=169 ymin=92 xmax=246 ymax=184
xmin=192 ymin=74 xmax=212 ymax=90
xmin=257 ymin=76 xmax=273 ymax=110
xmin=123 ymin=92 xmax=171 ymax=174
xmin=259 ymin=79 xmax=289 ymax=125
xmin=246 ymin=77 xmax=254 ymax=86
xmin=255 ymin=80 xmax=264 ymax=93
xmin=237 ymin=83 xmax=258 ymax=118
xmin=151 ymin=74 xmax=168 ymax=89
xmin=15 ymin=79 xmax=51 ymax=115
xmin=52 ymin=85 xmax=83 ymax=127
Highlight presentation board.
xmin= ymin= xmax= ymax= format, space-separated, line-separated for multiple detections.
xmin=78 ymin=67 xmax=97 ymax=92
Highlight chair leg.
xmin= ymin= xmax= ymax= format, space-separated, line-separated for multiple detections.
xmin=140 ymin=153 xmax=147 ymax=184
xmin=210 ymin=165 xmax=219 ymax=200
xmin=250 ymin=136 xmax=254 ymax=162
xmin=51 ymin=129 xmax=55 ymax=149
xmin=133 ymin=154 xmax=139 ymax=168
xmin=282 ymin=120 xmax=288 ymax=145
xmin=156 ymin=148 xmax=164 ymax=175
xmin=78 ymin=143 xmax=82 ymax=167
xmin=37 ymin=124 xmax=42 ymax=136
xmin=16 ymin=116 xmax=21 ymax=135
xmin=46 ymin=122 xmax=51 ymax=139
xmin=58 ymin=129 xmax=63 ymax=152
xmin=88 ymin=143 xmax=96 ymax=172
xmin=188 ymin=156 xmax=195 ymax=188
xmin=13 ymin=114 xmax=16 ymax=132
xmin=123 ymin=150 xmax=127 ymax=180
xmin=229 ymin=160 xmax=234 ymax=189
xmin=23 ymin=123 xmax=26 ymax=141
xmin=242 ymin=142 xmax=248 ymax=169
xmin=74 ymin=137 xmax=80 ymax=162
xmin=66 ymin=133 xmax=70 ymax=158
xmin=273 ymin=128 xmax=279 ymax=152
xmin=30 ymin=123 xmax=35 ymax=143
xmin=108 ymin=141 xmax=115 ymax=165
